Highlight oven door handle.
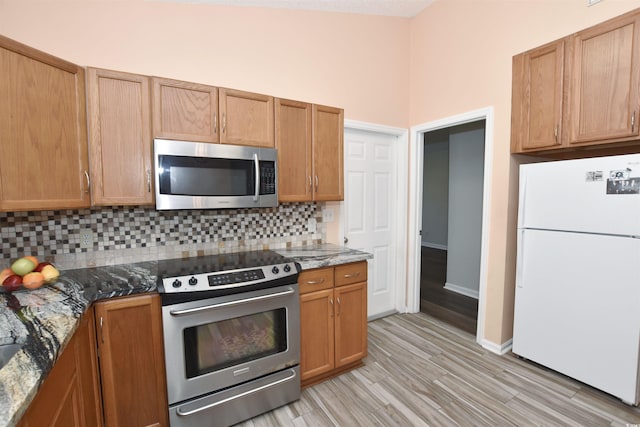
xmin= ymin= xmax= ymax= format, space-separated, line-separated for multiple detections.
xmin=168 ymin=288 xmax=295 ymax=316
xmin=176 ymin=368 xmax=297 ymax=417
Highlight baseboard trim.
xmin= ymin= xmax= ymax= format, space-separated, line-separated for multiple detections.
xmin=480 ymin=338 xmax=513 ymax=355
xmin=444 ymin=282 xmax=479 ymax=299
xmin=421 ymin=242 xmax=448 ymax=250
xmin=368 ymin=309 xmax=398 ymax=322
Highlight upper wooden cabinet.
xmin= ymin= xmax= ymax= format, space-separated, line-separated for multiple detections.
xmin=275 ymin=99 xmax=313 ymax=201
xmin=152 ymin=77 xmax=218 ymax=143
xmin=220 ymin=88 xmax=274 ymax=147
xmin=511 ymin=9 xmax=640 ymax=154
xmin=276 ymin=100 xmax=344 ymax=202
xmin=568 ymin=12 xmax=640 ymax=145
xmin=87 ymin=68 xmax=153 ymax=205
xmin=0 ymin=35 xmax=90 ymax=211
xmin=511 ymin=39 xmax=566 ymax=152
xmin=313 ymin=105 xmax=344 ymax=201
xmin=152 ymin=80 xmax=275 ymax=148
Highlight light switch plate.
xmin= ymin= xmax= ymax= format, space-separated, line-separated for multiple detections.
xmin=587 ymin=0 xmax=602 ymax=6
xmin=322 ymin=207 xmax=334 ymax=223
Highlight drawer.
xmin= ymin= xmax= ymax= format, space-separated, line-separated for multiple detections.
xmin=335 ymin=261 xmax=367 ymax=287
xmin=298 ymin=267 xmax=334 ymax=294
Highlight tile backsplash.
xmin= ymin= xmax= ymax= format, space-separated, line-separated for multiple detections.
xmin=0 ymin=203 xmax=325 ymax=269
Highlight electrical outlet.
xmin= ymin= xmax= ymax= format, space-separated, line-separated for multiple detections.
xmin=80 ymin=229 xmax=94 ymax=249
xmin=322 ymin=207 xmax=334 ymax=223
xmin=307 ymin=218 xmax=317 ymax=233
xmin=587 ymin=0 xmax=602 ymax=5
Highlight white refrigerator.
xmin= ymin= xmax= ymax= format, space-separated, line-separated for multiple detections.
xmin=513 ymin=153 xmax=640 ymax=406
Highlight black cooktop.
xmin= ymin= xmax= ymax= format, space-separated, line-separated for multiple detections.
xmin=156 ymin=249 xmax=292 ymax=279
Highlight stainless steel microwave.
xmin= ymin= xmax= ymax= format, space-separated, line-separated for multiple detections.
xmin=153 ymin=139 xmax=277 ymax=210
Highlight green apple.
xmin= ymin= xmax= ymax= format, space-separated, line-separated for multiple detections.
xmin=11 ymin=257 xmax=36 ymax=276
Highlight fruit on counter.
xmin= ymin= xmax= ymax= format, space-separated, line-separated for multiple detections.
xmin=22 ymin=272 xmax=45 ymax=289
xmin=11 ymin=257 xmax=36 ymax=276
xmin=0 ymin=268 xmax=12 ymax=284
xmin=2 ymin=274 xmax=23 ymax=291
xmin=34 ymin=262 xmax=52 ymax=272
xmin=24 ymin=255 xmax=39 ymax=266
xmin=41 ymin=265 xmax=60 ymax=284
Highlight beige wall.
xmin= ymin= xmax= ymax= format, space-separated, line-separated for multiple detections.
xmin=0 ymin=0 xmax=410 ymax=127
xmin=410 ymin=0 xmax=640 ymax=345
xmin=3 ymin=0 xmax=640 ymax=347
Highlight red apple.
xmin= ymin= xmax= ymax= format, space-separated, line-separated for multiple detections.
xmin=0 ymin=268 xmax=12 ymax=284
xmin=34 ymin=262 xmax=52 ymax=272
xmin=2 ymin=274 xmax=23 ymax=291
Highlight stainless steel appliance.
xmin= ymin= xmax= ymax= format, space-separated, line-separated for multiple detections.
xmin=154 ymin=139 xmax=277 ymax=210
xmin=157 ymin=251 xmax=301 ymax=426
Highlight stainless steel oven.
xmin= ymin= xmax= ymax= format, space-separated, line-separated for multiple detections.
xmin=157 ymin=251 xmax=300 ymax=427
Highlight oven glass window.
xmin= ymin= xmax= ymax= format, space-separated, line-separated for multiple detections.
xmin=183 ymin=309 xmax=287 ymax=378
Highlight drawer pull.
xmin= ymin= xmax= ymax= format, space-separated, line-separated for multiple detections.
xmin=343 ymin=272 xmax=360 ymax=278
xmin=304 ymin=278 xmax=325 ymax=285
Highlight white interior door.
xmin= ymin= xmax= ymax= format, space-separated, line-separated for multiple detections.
xmin=343 ymin=128 xmax=399 ymax=319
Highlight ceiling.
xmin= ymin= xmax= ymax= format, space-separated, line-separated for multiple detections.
xmin=153 ymin=0 xmax=436 ymax=17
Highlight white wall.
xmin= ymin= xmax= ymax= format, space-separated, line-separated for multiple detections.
xmin=422 ymin=129 xmax=449 ymax=249
xmin=445 ymin=121 xmax=485 ymax=299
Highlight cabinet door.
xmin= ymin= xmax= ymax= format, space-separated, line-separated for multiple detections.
xmin=0 ymin=35 xmax=90 ymax=211
xmin=275 ymin=98 xmax=312 ymax=202
xmin=312 ymin=105 xmax=344 ymax=201
xmin=334 ymin=282 xmax=367 ymax=368
xmin=95 ymin=294 xmax=168 ymax=427
xmin=300 ymin=288 xmax=335 ymax=381
xmin=569 ymin=13 xmax=640 ymax=144
xmin=87 ymin=68 xmax=153 ymax=205
xmin=74 ymin=307 xmax=103 ymax=427
xmin=220 ymin=88 xmax=274 ymax=147
xmin=152 ymin=77 xmax=218 ymax=143
xmin=21 ymin=309 xmax=101 ymax=427
xmin=512 ymin=40 xmax=565 ymax=152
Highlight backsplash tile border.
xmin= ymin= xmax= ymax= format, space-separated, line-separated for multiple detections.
xmin=0 ymin=203 xmax=326 ymax=269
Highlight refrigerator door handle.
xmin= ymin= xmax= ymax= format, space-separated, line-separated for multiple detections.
xmin=518 ymin=172 xmax=527 ymax=229
xmin=516 ymin=229 xmax=525 ymax=288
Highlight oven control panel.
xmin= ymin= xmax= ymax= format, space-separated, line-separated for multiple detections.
xmin=160 ymin=262 xmax=298 ymax=293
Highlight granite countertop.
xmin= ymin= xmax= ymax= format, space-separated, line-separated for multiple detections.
xmin=0 ymin=243 xmax=371 ymax=427
xmin=0 ymin=262 xmax=157 ymax=427
xmin=275 ymin=243 xmax=372 ymax=269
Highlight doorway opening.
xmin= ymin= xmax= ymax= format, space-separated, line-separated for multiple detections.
xmin=407 ymin=107 xmax=493 ymax=349
xmin=420 ymin=121 xmax=485 ymax=335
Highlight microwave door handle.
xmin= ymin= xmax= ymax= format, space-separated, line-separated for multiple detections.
xmin=253 ymin=153 xmax=260 ymax=202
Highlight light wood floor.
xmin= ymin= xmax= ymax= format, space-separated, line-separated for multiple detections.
xmin=239 ymin=313 xmax=640 ymax=426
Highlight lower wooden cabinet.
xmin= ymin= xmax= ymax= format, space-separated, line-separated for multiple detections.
xmin=299 ymin=261 xmax=367 ymax=387
xmin=19 ymin=307 xmax=102 ymax=427
xmin=94 ymin=293 xmax=168 ymax=427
